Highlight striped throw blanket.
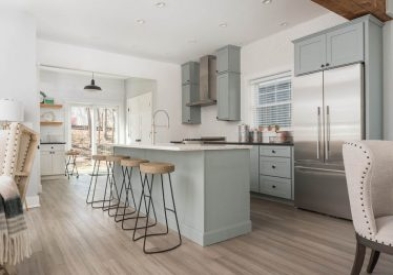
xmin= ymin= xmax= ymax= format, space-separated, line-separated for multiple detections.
xmin=0 ymin=175 xmax=31 ymax=265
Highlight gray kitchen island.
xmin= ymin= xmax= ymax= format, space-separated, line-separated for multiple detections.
xmin=113 ymin=143 xmax=251 ymax=246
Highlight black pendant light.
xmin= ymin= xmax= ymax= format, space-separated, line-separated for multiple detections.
xmin=84 ymin=72 xmax=102 ymax=91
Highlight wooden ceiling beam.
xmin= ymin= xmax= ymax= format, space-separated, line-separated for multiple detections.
xmin=311 ymin=0 xmax=392 ymax=22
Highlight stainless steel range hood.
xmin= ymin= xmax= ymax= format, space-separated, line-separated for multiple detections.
xmin=187 ymin=55 xmax=217 ymax=107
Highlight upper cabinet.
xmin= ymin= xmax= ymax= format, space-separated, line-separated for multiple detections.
xmin=182 ymin=62 xmax=199 ymax=85
xmin=294 ymin=21 xmax=364 ymax=76
xmin=181 ymin=61 xmax=201 ymax=124
xmin=216 ymin=45 xmax=241 ymax=121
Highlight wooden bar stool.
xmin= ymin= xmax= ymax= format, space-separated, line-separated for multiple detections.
xmin=64 ymin=150 xmax=79 ymax=179
xmin=114 ymin=158 xmax=157 ymax=231
xmin=103 ymin=155 xmax=130 ymax=216
xmin=86 ymin=154 xmax=108 ymax=206
xmin=133 ymin=162 xmax=182 ymax=254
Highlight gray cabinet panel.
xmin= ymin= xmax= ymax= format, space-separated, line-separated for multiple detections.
xmin=182 ymin=62 xmax=199 ymax=85
xmin=182 ymin=84 xmax=200 ymax=124
xmin=326 ymin=22 xmax=364 ymax=68
xmin=260 ymin=156 xmax=291 ymax=178
xmin=216 ymin=45 xmax=240 ymax=74
xmin=217 ymin=73 xmax=240 ymax=121
xmin=260 ymin=176 xmax=292 ymax=199
xmin=250 ymin=146 xmax=259 ymax=192
xmin=294 ymin=34 xmax=326 ymax=76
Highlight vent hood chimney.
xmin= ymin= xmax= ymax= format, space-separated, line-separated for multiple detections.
xmin=187 ymin=55 xmax=217 ymax=107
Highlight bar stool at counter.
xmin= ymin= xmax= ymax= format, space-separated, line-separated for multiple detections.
xmin=114 ymin=158 xmax=157 ymax=231
xmin=64 ymin=150 xmax=79 ymax=179
xmin=86 ymin=154 xmax=109 ymax=206
xmin=133 ymin=162 xmax=182 ymax=254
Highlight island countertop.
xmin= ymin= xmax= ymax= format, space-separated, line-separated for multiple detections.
xmin=113 ymin=143 xmax=252 ymax=151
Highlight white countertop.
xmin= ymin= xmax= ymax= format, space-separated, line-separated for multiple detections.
xmin=113 ymin=143 xmax=252 ymax=151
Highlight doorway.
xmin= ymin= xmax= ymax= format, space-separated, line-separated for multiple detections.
xmin=69 ymin=104 xmax=119 ymax=173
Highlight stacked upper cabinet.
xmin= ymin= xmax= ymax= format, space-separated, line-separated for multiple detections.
xmin=181 ymin=62 xmax=201 ymax=124
xmin=216 ymin=45 xmax=241 ymax=121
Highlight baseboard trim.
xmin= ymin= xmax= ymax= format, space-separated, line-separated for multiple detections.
xmin=25 ymin=195 xmax=40 ymax=209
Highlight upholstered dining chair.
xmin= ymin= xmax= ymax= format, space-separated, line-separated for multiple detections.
xmin=343 ymin=141 xmax=393 ymax=275
xmin=0 ymin=122 xmax=39 ymax=209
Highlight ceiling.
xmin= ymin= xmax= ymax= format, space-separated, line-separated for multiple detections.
xmin=29 ymin=0 xmax=329 ymax=64
xmin=312 ymin=0 xmax=392 ymax=22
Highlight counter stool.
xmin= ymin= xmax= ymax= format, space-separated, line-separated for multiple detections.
xmin=103 ymin=155 xmax=130 ymax=216
xmin=86 ymin=154 xmax=108 ymax=206
xmin=133 ymin=162 xmax=182 ymax=254
xmin=114 ymin=158 xmax=157 ymax=231
xmin=65 ymin=150 xmax=79 ymax=179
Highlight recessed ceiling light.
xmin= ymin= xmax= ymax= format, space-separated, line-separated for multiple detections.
xmin=280 ymin=22 xmax=289 ymax=27
xmin=155 ymin=2 xmax=166 ymax=8
xmin=219 ymin=22 xmax=228 ymax=28
xmin=136 ymin=19 xmax=146 ymax=24
xmin=188 ymin=39 xmax=197 ymax=44
xmin=261 ymin=0 xmax=272 ymax=4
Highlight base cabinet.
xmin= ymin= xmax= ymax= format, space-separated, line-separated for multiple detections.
xmin=250 ymin=145 xmax=293 ymax=200
xmin=40 ymin=144 xmax=65 ymax=176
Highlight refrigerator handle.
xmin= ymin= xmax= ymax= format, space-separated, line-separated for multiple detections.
xmin=317 ymin=107 xmax=321 ymax=159
xmin=326 ymin=105 xmax=330 ymax=161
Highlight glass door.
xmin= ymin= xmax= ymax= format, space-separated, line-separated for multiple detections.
xmin=69 ymin=104 xmax=119 ymax=174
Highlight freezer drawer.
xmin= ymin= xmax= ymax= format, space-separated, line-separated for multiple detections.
xmin=260 ymin=176 xmax=292 ymax=199
xmin=260 ymin=156 xmax=291 ymax=178
xmin=260 ymin=146 xmax=291 ymax=158
xmin=294 ymin=166 xmax=351 ymax=219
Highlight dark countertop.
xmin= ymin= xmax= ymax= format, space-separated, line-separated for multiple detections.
xmin=204 ymin=141 xmax=293 ymax=146
xmin=40 ymin=142 xmax=66 ymax=144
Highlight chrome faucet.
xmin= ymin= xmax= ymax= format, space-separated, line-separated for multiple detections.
xmin=151 ymin=109 xmax=170 ymax=144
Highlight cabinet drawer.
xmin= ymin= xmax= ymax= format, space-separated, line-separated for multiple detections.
xmin=41 ymin=144 xmax=65 ymax=152
xmin=260 ymin=156 xmax=291 ymax=178
xmin=260 ymin=176 xmax=292 ymax=199
xmin=260 ymin=146 xmax=291 ymax=157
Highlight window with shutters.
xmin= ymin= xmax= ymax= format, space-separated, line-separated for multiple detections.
xmin=250 ymin=72 xmax=292 ymax=129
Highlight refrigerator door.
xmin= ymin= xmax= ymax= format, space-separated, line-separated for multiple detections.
xmin=293 ymin=72 xmax=324 ymax=165
xmin=323 ymin=64 xmax=364 ymax=167
xmin=294 ymin=166 xmax=351 ymax=219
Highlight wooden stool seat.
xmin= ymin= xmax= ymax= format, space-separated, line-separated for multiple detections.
xmin=121 ymin=158 xmax=149 ymax=167
xmin=106 ymin=155 xmax=130 ymax=164
xmin=66 ymin=150 xmax=79 ymax=156
xmin=92 ymin=154 xmax=107 ymax=161
xmin=140 ymin=162 xmax=175 ymax=174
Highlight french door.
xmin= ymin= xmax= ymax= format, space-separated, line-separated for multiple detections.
xmin=69 ymin=104 xmax=119 ymax=172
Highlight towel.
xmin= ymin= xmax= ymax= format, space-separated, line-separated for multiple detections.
xmin=0 ymin=175 xmax=31 ymax=265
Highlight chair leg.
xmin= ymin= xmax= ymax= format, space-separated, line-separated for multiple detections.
xmin=351 ymin=239 xmax=366 ymax=275
xmin=367 ymin=250 xmax=380 ymax=274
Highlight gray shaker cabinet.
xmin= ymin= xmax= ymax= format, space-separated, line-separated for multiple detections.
xmin=250 ymin=146 xmax=259 ymax=193
xmin=216 ymin=45 xmax=241 ymax=121
xmin=294 ymin=21 xmax=364 ymax=76
xmin=182 ymin=62 xmax=199 ymax=85
xmin=182 ymin=84 xmax=200 ymax=124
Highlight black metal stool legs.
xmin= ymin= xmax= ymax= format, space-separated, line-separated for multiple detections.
xmin=87 ymin=160 xmax=111 ymax=206
xmin=103 ymin=161 xmax=121 ymax=215
xmin=65 ymin=154 xmax=79 ymax=179
xmin=113 ymin=166 xmax=137 ymax=222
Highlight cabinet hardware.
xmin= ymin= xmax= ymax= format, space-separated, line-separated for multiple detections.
xmin=321 ymin=64 xmax=325 ymax=68
xmin=326 ymin=63 xmax=330 ymax=66
xmin=272 ymin=165 xmax=276 ymax=169
xmin=272 ymin=150 xmax=276 ymax=154
xmin=272 ymin=185 xmax=276 ymax=189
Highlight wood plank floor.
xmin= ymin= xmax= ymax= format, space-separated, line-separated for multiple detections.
xmin=15 ymin=176 xmax=393 ymax=275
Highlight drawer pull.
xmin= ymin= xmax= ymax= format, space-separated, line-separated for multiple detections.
xmin=272 ymin=185 xmax=276 ymax=189
xmin=272 ymin=165 xmax=276 ymax=169
xmin=272 ymin=150 xmax=276 ymax=154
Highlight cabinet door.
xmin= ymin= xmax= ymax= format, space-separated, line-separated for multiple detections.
xmin=52 ymin=151 xmax=65 ymax=175
xmin=326 ymin=22 xmax=364 ymax=68
xmin=217 ymin=73 xmax=241 ymax=121
xmin=182 ymin=85 xmax=201 ymax=124
xmin=294 ymin=34 xmax=326 ymax=76
xmin=40 ymin=151 xmax=52 ymax=176
xmin=181 ymin=62 xmax=199 ymax=85
xmin=250 ymin=146 xmax=259 ymax=192
xmin=182 ymin=85 xmax=191 ymax=123
xmin=216 ymin=45 xmax=240 ymax=74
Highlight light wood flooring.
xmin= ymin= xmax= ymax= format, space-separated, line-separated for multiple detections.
xmin=14 ymin=176 xmax=393 ymax=275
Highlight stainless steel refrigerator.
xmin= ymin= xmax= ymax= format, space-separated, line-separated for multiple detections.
xmin=293 ymin=63 xmax=364 ymax=220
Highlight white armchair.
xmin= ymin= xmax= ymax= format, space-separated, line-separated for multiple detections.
xmin=343 ymin=141 xmax=393 ymax=275
xmin=0 ymin=122 xmax=39 ymax=208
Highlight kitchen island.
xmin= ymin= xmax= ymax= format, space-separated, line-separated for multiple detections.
xmin=113 ymin=143 xmax=251 ymax=246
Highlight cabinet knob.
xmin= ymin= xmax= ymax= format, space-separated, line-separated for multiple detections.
xmin=272 ymin=185 xmax=276 ymax=189
xmin=321 ymin=64 xmax=325 ymax=68
xmin=272 ymin=150 xmax=276 ymax=154
xmin=326 ymin=63 xmax=330 ymax=66
xmin=272 ymin=165 xmax=276 ymax=169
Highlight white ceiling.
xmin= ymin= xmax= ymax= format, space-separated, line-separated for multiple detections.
xmin=29 ymin=0 xmax=328 ymax=64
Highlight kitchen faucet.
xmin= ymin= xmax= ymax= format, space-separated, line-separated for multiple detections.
xmin=151 ymin=109 xmax=170 ymax=144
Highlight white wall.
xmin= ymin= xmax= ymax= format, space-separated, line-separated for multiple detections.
xmin=0 ymin=6 xmax=40 ymax=206
xmin=185 ymin=12 xmax=346 ymax=141
xmin=39 ymin=69 xmax=127 ymax=145
xmin=384 ymin=21 xmax=393 ymax=140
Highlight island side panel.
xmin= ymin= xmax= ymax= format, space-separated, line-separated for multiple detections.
xmin=203 ymin=149 xmax=251 ymax=246
xmin=113 ymin=147 xmax=206 ymax=245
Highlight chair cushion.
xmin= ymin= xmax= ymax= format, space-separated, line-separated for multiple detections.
xmin=375 ymin=216 xmax=393 ymax=246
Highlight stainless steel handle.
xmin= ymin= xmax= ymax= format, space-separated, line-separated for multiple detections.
xmin=317 ymin=107 xmax=321 ymax=159
xmin=295 ymin=166 xmax=345 ymax=174
xmin=326 ymin=105 xmax=330 ymax=161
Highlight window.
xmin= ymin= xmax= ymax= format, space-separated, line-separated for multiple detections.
xmin=250 ymin=72 xmax=292 ymax=129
